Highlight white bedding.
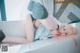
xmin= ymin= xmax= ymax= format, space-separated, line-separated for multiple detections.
xmin=2 ymin=36 xmax=80 ymax=53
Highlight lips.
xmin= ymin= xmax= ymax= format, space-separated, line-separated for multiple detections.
xmin=55 ymin=31 xmax=62 ymax=37
xmin=55 ymin=31 xmax=68 ymax=37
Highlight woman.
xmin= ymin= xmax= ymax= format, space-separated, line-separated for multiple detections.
xmin=1 ymin=0 xmax=79 ymax=44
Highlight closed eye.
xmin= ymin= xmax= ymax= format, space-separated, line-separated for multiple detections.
xmin=63 ymin=28 xmax=66 ymax=31
xmin=57 ymin=24 xmax=59 ymax=31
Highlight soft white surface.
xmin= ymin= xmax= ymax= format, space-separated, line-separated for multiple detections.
xmin=1 ymin=36 xmax=80 ymax=53
xmin=0 ymin=21 xmax=26 ymax=37
xmin=18 ymin=37 xmax=80 ymax=53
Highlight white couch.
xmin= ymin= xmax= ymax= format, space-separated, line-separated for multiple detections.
xmin=0 ymin=21 xmax=26 ymax=37
xmin=4 ymin=36 xmax=80 ymax=53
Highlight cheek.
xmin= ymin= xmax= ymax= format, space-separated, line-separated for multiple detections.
xmin=59 ymin=30 xmax=67 ymax=35
xmin=67 ymin=31 xmax=72 ymax=35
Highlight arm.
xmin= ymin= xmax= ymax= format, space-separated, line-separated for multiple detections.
xmin=24 ymin=14 xmax=34 ymax=42
xmin=39 ymin=16 xmax=58 ymax=31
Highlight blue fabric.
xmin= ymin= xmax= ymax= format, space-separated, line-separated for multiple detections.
xmin=34 ymin=24 xmax=52 ymax=40
xmin=0 ymin=0 xmax=6 ymax=21
xmin=28 ymin=0 xmax=48 ymax=19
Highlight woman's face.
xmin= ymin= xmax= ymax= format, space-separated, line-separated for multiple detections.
xmin=59 ymin=25 xmax=73 ymax=36
xmin=51 ymin=25 xmax=76 ymax=37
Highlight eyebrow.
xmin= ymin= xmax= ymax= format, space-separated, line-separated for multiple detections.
xmin=57 ymin=24 xmax=59 ymax=30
